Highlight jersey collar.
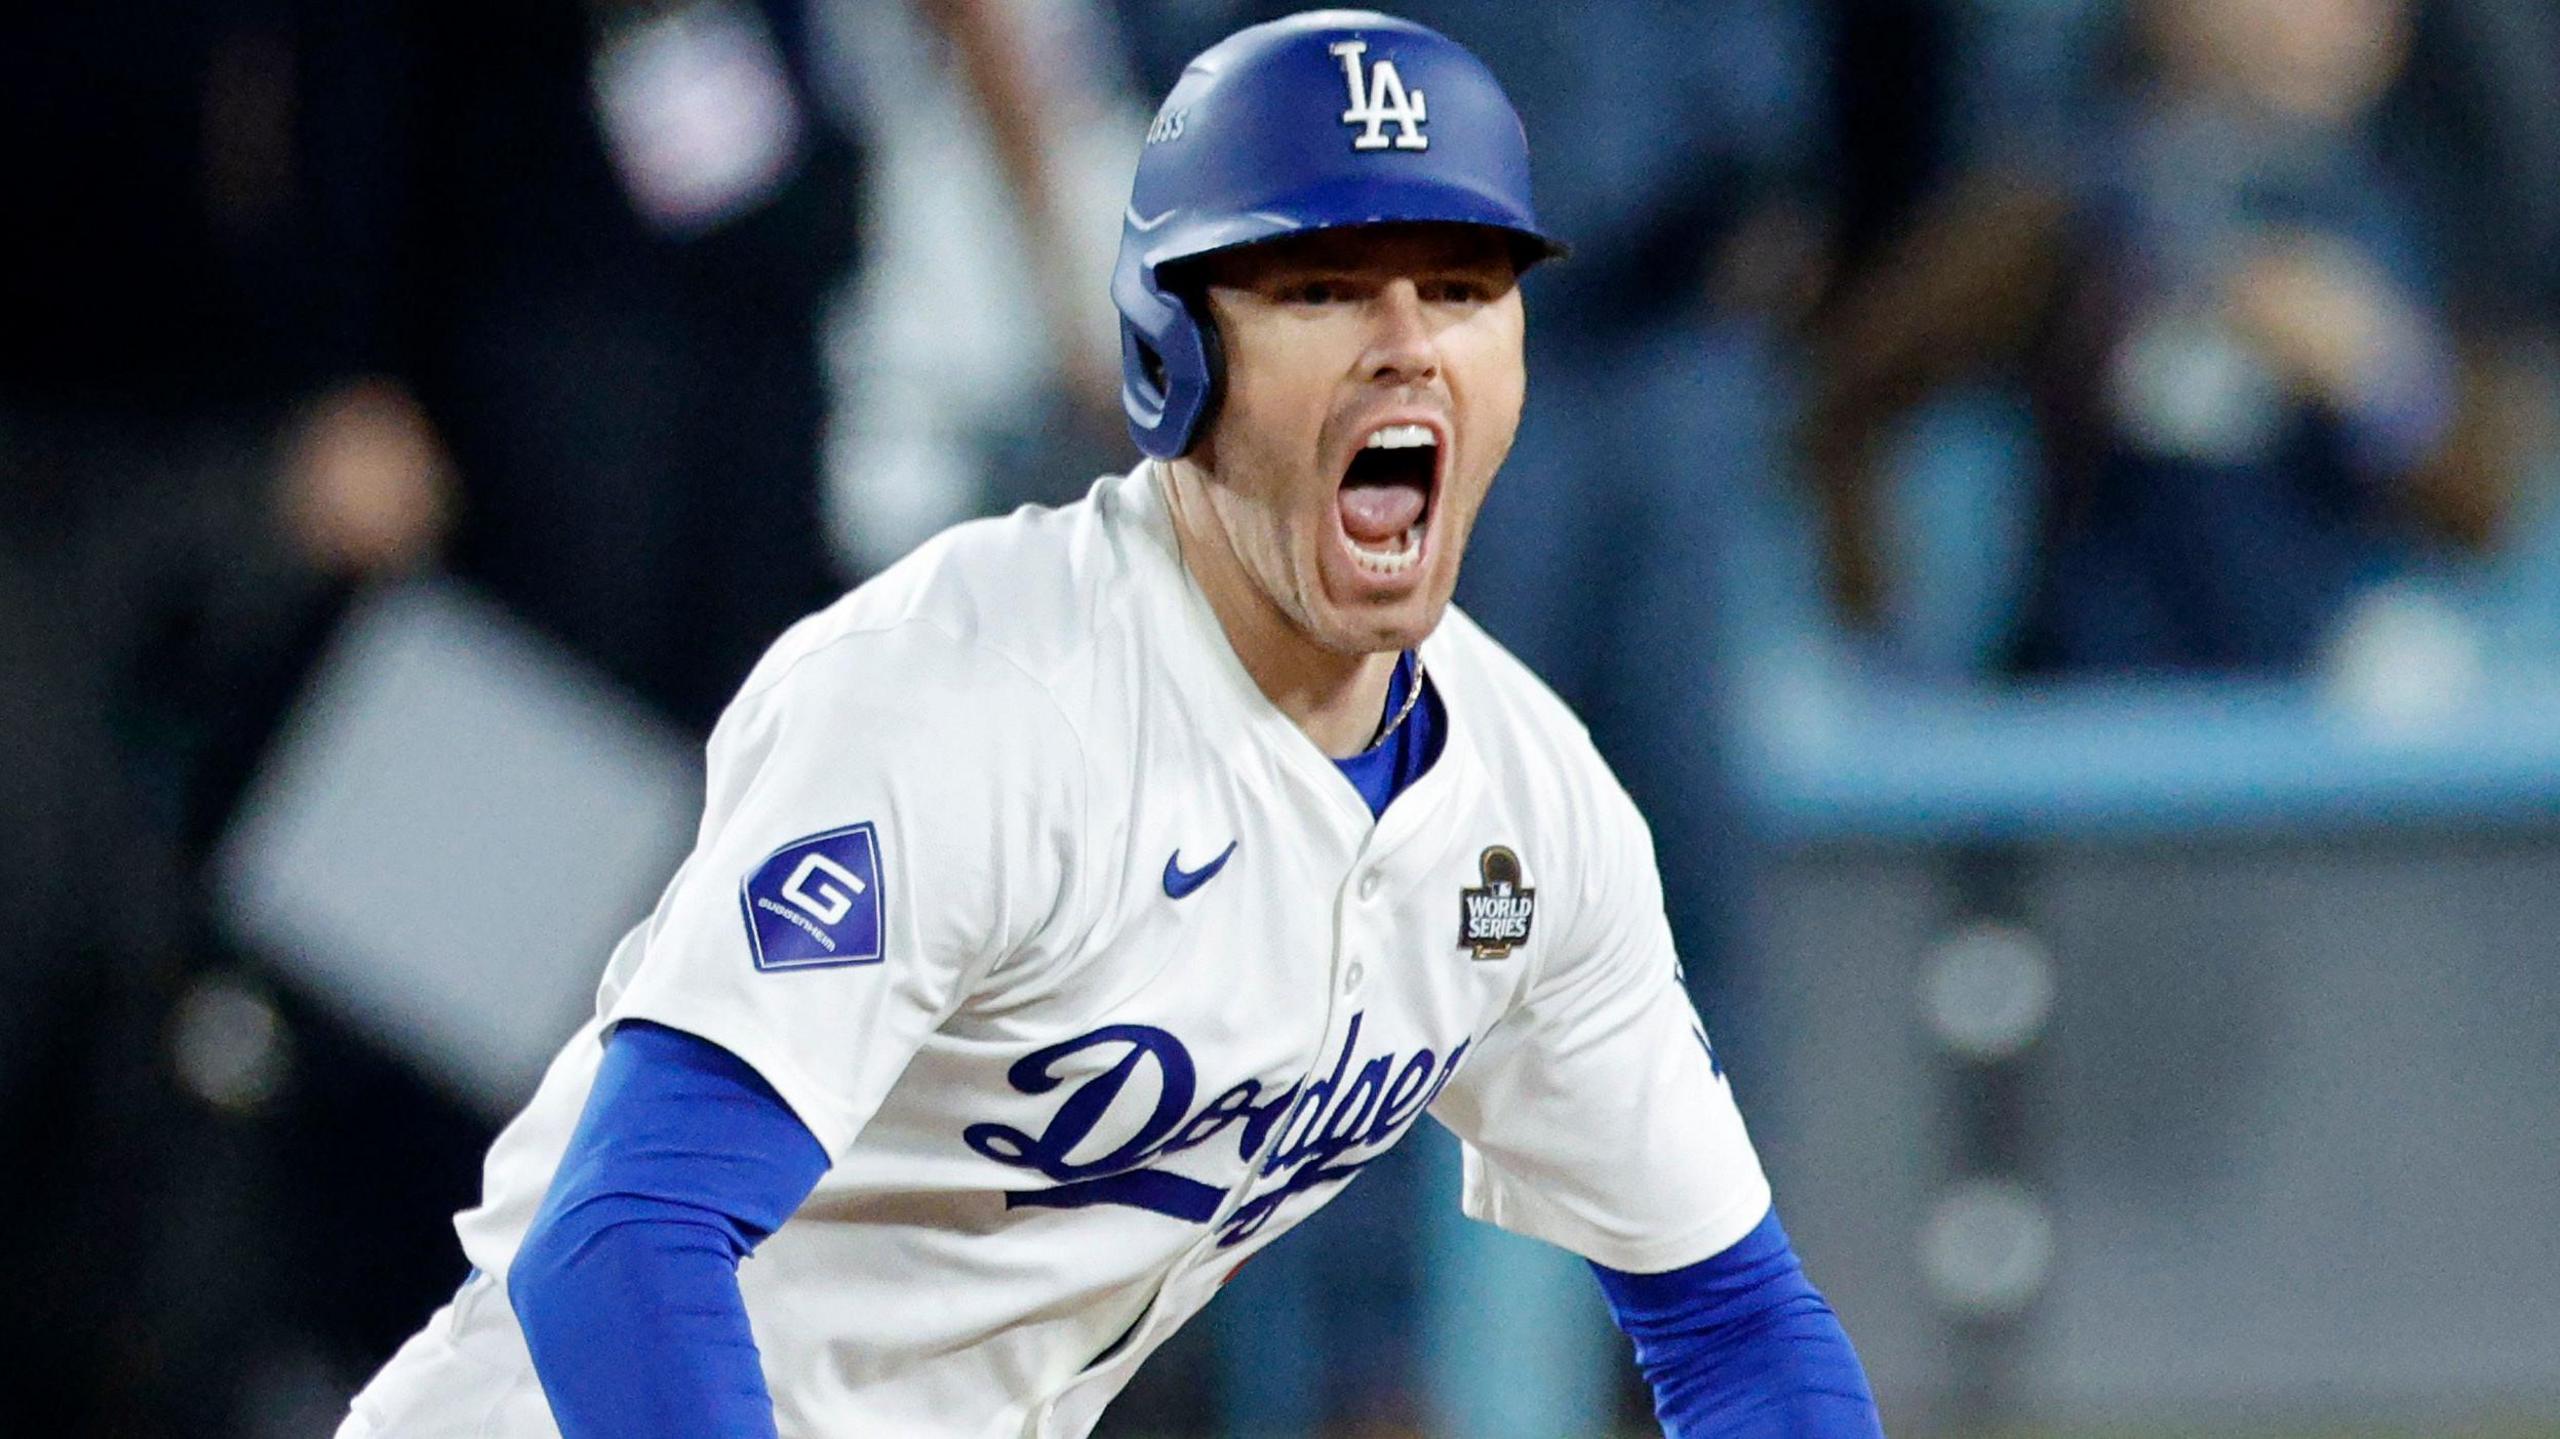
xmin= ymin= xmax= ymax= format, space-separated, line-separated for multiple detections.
xmin=1111 ymin=464 xmax=1478 ymax=849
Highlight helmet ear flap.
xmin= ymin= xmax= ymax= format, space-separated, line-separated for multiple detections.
xmin=1136 ymin=334 xmax=1170 ymax=397
xmin=1114 ymin=255 xmax=1225 ymax=460
xmin=1183 ymin=293 xmax=1225 ymax=459
xmin=1121 ymin=322 xmax=1170 ymax=418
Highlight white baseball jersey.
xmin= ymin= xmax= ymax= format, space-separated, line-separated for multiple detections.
xmin=343 ymin=464 xmax=1771 ymax=1439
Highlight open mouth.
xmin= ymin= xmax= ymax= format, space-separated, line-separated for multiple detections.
xmin=1336 ymin=422 xmax=1439 ymax=577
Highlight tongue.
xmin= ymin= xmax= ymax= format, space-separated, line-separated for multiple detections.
xmin=1338 ymin=483 xmax=1425 ymax=546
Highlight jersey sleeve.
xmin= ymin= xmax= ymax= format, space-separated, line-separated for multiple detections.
xmin=1428 ymin=776 xmax=1772 ymax=1274
xmin=599 ymin=619 xmax=1086 ymax=1159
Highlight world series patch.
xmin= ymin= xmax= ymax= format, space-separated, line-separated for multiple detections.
xmin=740 ymin=823 xmax=885 ymax=971
xmin=1458 ymin=846 xmax=1534 ymax=960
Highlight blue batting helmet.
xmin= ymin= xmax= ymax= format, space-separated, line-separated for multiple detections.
xmin=1112 ymin=10 xmax=1566 ymax=460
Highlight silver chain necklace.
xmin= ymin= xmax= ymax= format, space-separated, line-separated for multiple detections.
xmin=1364 ymin=651 xmax=1426 ymax=752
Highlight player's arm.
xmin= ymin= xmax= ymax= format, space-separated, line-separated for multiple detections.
xmin=506 ymin=617 xmax=1085 ymax=1434
xmin=510 ymin=1022 xmax=827 ymax=1439
xmin=1588 ymin=1208 xmax=1880 ymax=1438
xmin=1428 ymin=775 xmax=1883 ymax=1435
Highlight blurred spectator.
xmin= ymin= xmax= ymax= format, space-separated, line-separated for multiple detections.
xmin=3 ymin=6 xmax=465 ymax=1428
xmin=1803 ymin=0 xmax=2542 ymax=676
xmin=5 ymin=0 xmax=1119 ymax=1429
xmin=412 ymin=0 xmax=857 ymax=734
xmin=439 ymin=0 xmax=1120 ymax=730
xmin=818 ymin=0 xmax=1138 ymax=576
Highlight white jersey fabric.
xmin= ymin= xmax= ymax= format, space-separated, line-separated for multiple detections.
xmin=345 ymin=464 xmax=1771 ymax=1439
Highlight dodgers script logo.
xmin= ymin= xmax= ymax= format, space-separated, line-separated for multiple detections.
xmin=740 ymin=824 xmax=884 ymax=970
xmin=1329 ymin=39 xmax=1427 ymax=151
xmin=965 ymin=1013 xmax=1467 ymax=1247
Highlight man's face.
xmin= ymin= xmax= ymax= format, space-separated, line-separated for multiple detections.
xmin=1186 ymin=223 xmax=1527 ymax=657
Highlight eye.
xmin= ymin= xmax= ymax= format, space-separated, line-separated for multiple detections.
xmin=1421 ymin=275 xmax=1494 ymax=304
xmin=1282 ymin=278 xmax=1347 ymax=305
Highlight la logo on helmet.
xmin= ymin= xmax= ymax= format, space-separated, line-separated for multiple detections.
xmin=1329 ymin=39 xmax=1428 ymax=151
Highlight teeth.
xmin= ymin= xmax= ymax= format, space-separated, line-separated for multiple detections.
xmin=1363 ymin=423 xmax=1435 ymax=450
xmin=1350 ymin=523 xmax=1425 ymax=574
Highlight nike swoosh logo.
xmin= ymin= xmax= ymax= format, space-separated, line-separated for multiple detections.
xmin=1126 ymin=206 xmax=1178 ymax=232
xmin=1162 ymin=841 xmax=1238 ymax=900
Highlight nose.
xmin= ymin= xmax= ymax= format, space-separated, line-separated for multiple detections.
xmin=1358 ymin=279 xmax=1438 ymax=387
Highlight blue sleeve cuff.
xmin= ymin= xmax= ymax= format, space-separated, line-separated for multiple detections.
xmin=1592 ymin=1207 xmax=1886 ymax=1438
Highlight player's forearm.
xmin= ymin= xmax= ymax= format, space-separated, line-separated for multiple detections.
xmin=1610 ymin=1288 xmax=1881 ymax=1438
xmin=511 ymin=1199 xmax=783 ymax=1439
xmin=509 ymin=1022 xmax=834 ymax=1439
xmin=1592 ymin=1208 xmax=1886 ymax=1439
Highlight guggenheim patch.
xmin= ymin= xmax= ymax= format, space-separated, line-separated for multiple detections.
xmin=741 ymin=823 xmax=885 ymax=971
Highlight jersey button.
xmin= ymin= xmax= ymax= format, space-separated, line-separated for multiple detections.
xmin=1342 ymin=962 xmax=1365 ymax=992
xmin=1357 ymin=870 xmax=1382 ymax=901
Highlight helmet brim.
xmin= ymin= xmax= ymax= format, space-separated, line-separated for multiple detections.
xmin=1138 ymin=173 xmax=1569 ymax=281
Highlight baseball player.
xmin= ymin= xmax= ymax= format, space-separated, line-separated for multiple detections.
xmin=341 ymin=11 xmax=1882 ymax=1438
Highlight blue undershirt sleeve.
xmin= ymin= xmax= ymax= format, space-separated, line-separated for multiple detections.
xmin=1591 ymin=1207 xmax=1886 ymax=1438
xmin=509 ymin=1020 xmax=833 ymax=1439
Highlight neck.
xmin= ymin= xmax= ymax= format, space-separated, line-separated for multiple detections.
xmin=1160 ymin=460 xmax=1401 ymax=759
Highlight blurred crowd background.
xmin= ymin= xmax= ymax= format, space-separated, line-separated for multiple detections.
xmin=7 ymin=0 xmax=2559 ymax=1435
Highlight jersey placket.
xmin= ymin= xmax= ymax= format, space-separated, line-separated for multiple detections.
xmin=1030 ymin=749 xmax=1478 ymax=1435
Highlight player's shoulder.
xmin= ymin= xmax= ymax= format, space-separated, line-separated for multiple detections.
xmin=1428 ymin=609 xmax=1615 ymax=779
xmin=1426 ymin=606 xmax=1650 ymax=838
xmin=730 ymin=471 xmax=1157 ymax=727
xmin=1429 ymin=611 xmax=1669 ymax=973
